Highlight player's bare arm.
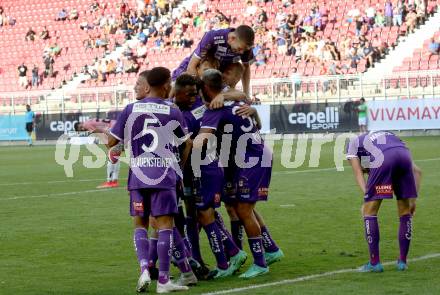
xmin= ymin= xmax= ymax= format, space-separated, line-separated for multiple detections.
xmin=186 ymin=55 xmax=202 ymax=76
xmin=348 ymin=157 xmax=367 ymax=194
xmin=241 ymin=64 xmax=251 ymax=97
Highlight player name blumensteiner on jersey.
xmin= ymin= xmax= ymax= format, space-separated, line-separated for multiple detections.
xmin=130 ymin=157 xmax=175 ymax=168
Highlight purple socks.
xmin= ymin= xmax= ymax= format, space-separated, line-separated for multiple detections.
xmin=172 ymin=227 xmax=192 ymax=273
xmin=148 ymin=237 xmax=158 ymax=268
xmin=157 ymin=229 xmax=173 ymax=284
xmin=186 ymin=216 xmax=203 ymax=263
xmin=203 ymin=222 xmax=229 ymax=270
xmin=134 ymin=228 xmax=149 ymax=273
xmin=248 ymin=237 xmax=267 ymax=268
xmin=231 ymin=220 xmax=244 ymax=250
xmin=261 ymin=225 xmax=280 ymax=253
xmin=399 ymin=214 xmax=412 ymax=263
xmin=215 ymin=212 xmax=240 ymax=257
xmin=364 ymin=216 xmax=380 ymax=265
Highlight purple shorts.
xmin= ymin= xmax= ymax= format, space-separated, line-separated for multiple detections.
xmin=234 ymin=166 xmax=272 ymax=203
xmin=195 ymin=165 xmax=223 ymax=210
xmin=222 ymin=167 xmax=238 ymax=204
xmin=129 ymin=188 xmax=178 ymax=217
xmin=365 ymin=147 xmax=417 ymax=202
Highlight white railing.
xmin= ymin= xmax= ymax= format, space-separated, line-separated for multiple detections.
xmin=1 ymin=70 xmax=439 ymax=115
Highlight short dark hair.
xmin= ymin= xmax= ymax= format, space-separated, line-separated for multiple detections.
xmin=175 ymin=74 xmax=198 ymax=92
xmin=138 ymin=70 xmax=150 ymax=82
xmin=202 ymin=69 xmax=223 ymax=93
xmin=74 ymin=122 xmax=80 ymax=131
xmin=147 ymin=67 xmax=170 ymax=87
xmin=235 ymin=25 xmax=255 ymax=47
xmin=360 ymin=97 xmax=365 ymax=102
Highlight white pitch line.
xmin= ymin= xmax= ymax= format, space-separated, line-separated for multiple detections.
xmin=279 ymin=204 xmax=296 ymax=208
xmin=202 ymin=253 xmax=440 ymax=295
xmin=0 ymin=188 xmax=124 ymax=201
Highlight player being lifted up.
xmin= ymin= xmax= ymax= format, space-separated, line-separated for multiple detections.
xmin=172 ymin=25 xmax=255 ymax=97
xmin=347 ymin=131 xmax=421 ymax=272
xmin=195 ymin=69 xmax=273 ymax=278
xmin=74 ymin=118 xmax=120 ymax=188
xmin=106 ymin=68 xmax=192 ymax=293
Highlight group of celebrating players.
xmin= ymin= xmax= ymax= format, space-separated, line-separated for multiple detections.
xmin=75 ymin=24 xmax=421 ymax=294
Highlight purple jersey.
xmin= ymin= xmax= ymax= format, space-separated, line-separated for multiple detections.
xmin=172 ymin=28 xmax=254 ymax=80
xmin=201 ymin=101 xmax=271 ymax=203
xmin=346 ymin=131 xmax=407 ymax=168
xmin=201 ymin=101 xmax=267 ymax=165
xmin=110 ymin=97 xmax=187 ymax=190
xmin=346 ymin=131 xmax=416 ymax=202
xmin=181 ymin=96 xmax=206 ymax=139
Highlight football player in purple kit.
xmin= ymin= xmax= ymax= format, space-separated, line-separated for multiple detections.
xmin=195 ymin=69 xmax=273 ymax=278
xmin=346 ymin=131 xmax=422 ymax=272
xmin=106 ymin=67 xmax=192 ymax=293
xmin=221 ymin=63 xmax=284 ymax=265
xmin=174 ymin=73 xmax=248 ymax=279
xmin=172 ymin=25 xmax=255 ymax=96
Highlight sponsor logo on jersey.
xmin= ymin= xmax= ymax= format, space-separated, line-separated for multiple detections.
xmin=133 ymin=201 xmax=144 ymax=212
xmin=288 ymin=107 xmax=340 ymax=130
xmin=191 ymin=105 xmax=206 ymax=120
xmin=258 ymin=187 xmax=269 ymax=197
xmin=133 ymin=103 xmax=171 ymax=115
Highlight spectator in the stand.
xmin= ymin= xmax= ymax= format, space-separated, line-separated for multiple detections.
xmin=51 ymin=43 xmax=62 ymax=56
xmin=137 ymin=27 xmax=148 ymax=44
xmin=56 ymin=9 xmax=68 ymax=21
xmin=257 ymin=8 xmax=268 ymax=24
xmin=384 ymin=0 xmax=393 ymax=27
xmin=245 ymin=1 xmax=258 ymax=17
xmin=406 ymin=9 xmax=418 ymax=33
xmin=115 ymin=58 xmax=124 ymax=73
xmin=428 ymin=37 xmax=440 ymax=56
xmin=393 ymin=0 xmax=404 ymax=26
xmin=365 ymin=5 xmax=376 ymax=27
xmin=83 ymin=35 xmax=94 ymax=52
xmin=349 ymin=44 xmax=361 ymax=69
xmin=125 ymin=59 xmax=139 ymax=73
xmin=25 ymin=27 xmax=36 ymax=42
xmin=69 ymin=8 xmax=79 ymax=20
xmin=18 ymin=63 xmax=28 ymax=88
xmin=40 ymin=26 xmax=50 ymax=40
xmin=277 ymin=32 xmax=288 ymax=55
xmin=98 ymin=60 xmax=107 ymax=82
xmin=107 ymin=59 xmax=117 ymax=73
xmin=347 ymin=6 xmax=361 ymax=23
xmin=44 ymin=55 xmax=54 ymax=77
xmin=31 ymin=65 xmax=39 ymax=87
xmin=362 ymin=41 xmax=375 ymax=68
xmin=374 ymin=9 xmax=385 ymax=27
xmin=136 ymin=43 xmax=147 ymax=58
xmin=416 ymin=0 xmax=426 ymax=24
xmin=355 ymin=16 xmax=363 ymax=36
xmin=118 ymin=1 xmax=128 ymax=16
xmin=90 ymin=1 xmax=100 ymax=13
xmin=0 ymin=11 xmax=4 ymax=27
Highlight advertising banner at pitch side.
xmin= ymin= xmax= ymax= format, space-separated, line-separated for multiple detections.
xmin=270 ymin=102 xmax=358 ymax=133
xmin=35 ymin=112 xmax=109 ymax=140
xmin=367 ymin=98 xmax=440 ymax=131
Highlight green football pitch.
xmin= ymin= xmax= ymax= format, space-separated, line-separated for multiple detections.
xmin=1 ymin=136 xmax=439 ymax=295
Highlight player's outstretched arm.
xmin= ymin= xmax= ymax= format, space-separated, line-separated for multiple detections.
xmin=348 ymin=158 xmax=367 ymax=194
xmin=187 ymin=55 xmax=202 ymax=76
